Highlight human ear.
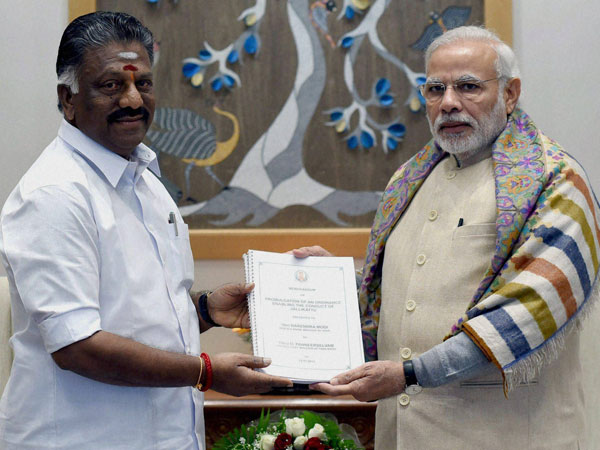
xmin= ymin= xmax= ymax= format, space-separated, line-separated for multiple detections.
xmin=57 ymin=85 xmax=76 ymax=122
xmin=503 ymin=77 xmax=521 ymax=114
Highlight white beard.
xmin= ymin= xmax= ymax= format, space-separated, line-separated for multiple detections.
xmin=428 ymin=90 xmax=508 ymax=159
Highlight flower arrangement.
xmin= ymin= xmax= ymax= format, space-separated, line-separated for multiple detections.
xmin=213 ymin=409 xmax=363 ymax=450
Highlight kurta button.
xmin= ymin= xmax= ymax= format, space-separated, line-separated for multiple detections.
xmin=416 ymin=254 xmax=426 ymax=265
xmin=447 ymin=171 xmax=456 ymax=179
xmin=401 ymin=348 xmax=412 ymax=359
xmin=406 ymin=300 xmax=416 ymax=311
xmin=428 ymin=210 xmax=438 ymax=221
xmin=399 ymin=393 xmax=410 ymax=406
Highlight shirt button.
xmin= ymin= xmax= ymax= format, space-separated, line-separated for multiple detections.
xmin=416 ymin=254 xmax=426 ymax=265
xmin=406 ymin=300 xmax=417 ymax=311
xmin=399 ymin=393 xmax=410 ymax=406
xmin=428 ymin=210 xmax=438 ymax=221
xmin=447 ymin=171 xmax=456 ymax=179
xmin=401 ymin=348 xmax=412 ymax=359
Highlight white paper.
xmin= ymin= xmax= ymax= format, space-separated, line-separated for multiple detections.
xmin=244 ymin=250 xmax=364 ymax=383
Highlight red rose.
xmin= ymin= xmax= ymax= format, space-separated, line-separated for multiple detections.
xmin=274 ymin=433 xmax=293 ymax=450
xmin=304 ymin=437 xmax=324 ymax=450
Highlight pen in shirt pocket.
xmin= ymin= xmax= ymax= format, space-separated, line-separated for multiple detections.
xmin=168 ymin=211 xmax=179 ymax=236
xmin=457 ymin=217 xmax=464 ymax=227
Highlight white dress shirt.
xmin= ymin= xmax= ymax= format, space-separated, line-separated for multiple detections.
xmin=0 ymin=120 xmax=205 ymax=449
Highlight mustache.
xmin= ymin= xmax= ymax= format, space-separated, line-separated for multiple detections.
xmin=435 ymin=112 xmax=476 ymax=130
xmin=107 ymin=107 xmax=150 ymax=123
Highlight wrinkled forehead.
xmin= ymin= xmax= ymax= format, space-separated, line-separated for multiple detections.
xmin=427 ymin=40 xmax=497 ymax=80
xmin=81 ymin=42 xmax=151 ymax=75
xmin=118 ymin=51 xmax=140 ymax=60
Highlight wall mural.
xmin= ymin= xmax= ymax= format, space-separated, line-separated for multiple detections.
xmin=98 ymin=0 xmax=483 ymax=229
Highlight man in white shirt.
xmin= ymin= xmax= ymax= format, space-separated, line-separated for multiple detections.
xmin=0 ymin=11 xmax=291 ymax=449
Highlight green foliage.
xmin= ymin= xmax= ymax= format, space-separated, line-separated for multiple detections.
xmin=300 ymin=411 xmax=360 ymax=449
xmin=213 ymin=409 xmax=272 ymax=450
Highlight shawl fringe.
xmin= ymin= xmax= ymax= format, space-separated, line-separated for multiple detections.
xmin=503 ymin=275 xmax=600 ymax=394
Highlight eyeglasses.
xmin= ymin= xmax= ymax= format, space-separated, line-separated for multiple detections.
xmin=418 ymin=77 xmax=501 ymax=103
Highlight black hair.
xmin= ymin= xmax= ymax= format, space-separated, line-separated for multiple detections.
xmin=56 ymin=11 xmax=154 ymax=111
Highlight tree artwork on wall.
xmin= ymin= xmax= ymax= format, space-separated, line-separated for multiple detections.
xmin=97 ymin=0 xmax=484 ymax=230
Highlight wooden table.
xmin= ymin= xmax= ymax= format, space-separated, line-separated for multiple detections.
xmin=204 ymin=390 xmax=377 ymax=449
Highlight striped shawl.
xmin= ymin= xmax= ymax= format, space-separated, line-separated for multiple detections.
xmin=359 ymin=108 xmax=600 ymax=390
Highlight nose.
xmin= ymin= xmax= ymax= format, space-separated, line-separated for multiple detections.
xmin=118 ymin=81 xmax=143 ymax=110
xmin=439 ymin=86 xmax=463 ymax=114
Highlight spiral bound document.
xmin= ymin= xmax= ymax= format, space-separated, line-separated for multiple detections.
xmin=243 ymin=250 xmax=365 ymax=383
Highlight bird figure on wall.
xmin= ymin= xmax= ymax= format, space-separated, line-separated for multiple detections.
xmin=145 ymin=106 xmax=240 ymax=201
xmin=410 ymin=6 xmax=471 ymax=51
xmin=309 ymin=0 xmax=337 ymax=48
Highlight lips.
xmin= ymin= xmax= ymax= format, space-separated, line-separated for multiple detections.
xmin=115 ymin=115 xmax=144 ymax=123
xmin=439 ymin=121 xmax=471 ymax=134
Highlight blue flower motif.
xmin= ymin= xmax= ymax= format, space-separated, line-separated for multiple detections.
xmin=388 ymin=123 xmax=406 ymax=138
xmin=345 ymin=6 xmax=355 ymax=19
xmin=223 ymin=75 xmax=235 ymax=89
xmin=341 ymin=36 xmax=354 ymax=49
xmin=227 ymin=50 xmax=239 ymax=64
xmin=330 ymin=111 xmax=343 ymax=122
xmin=373 ymin=78 xmax=394 ymax=106
xmin=361 ymin=131 xmax=374 ymax=149
xmin=182 ymin=62 xmax=203 ymax=78
xmin=375 ymin=78 xmax=391 ymax=96
xmin=387 ymin=137 xmax=398 ymax=151
xmin=379 ymin=95 xmax=394 ymax=107
xmin=347 ymin=136 xmax=359 ymax=149
xmin=244 ymin=35 xmax=258 ymax=55
xmin=199 ymin=49 xmax=212 ymax=61
xmin=211 ymin=78 xmax=223 ymax=92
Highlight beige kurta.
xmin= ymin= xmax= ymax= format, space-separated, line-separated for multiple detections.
xmin=376 ymin=153 xmax=585 ymax=450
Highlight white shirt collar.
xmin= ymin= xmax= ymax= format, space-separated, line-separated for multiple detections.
xmin=57 ymin=119 xmax=161 ymax=188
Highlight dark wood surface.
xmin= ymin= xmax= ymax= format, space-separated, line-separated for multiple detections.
xmin=203 ymin=390 xmax=377 ymax=449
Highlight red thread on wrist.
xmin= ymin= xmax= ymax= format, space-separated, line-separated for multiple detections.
xmin=200 ymin=353 xmax=212 ymax=392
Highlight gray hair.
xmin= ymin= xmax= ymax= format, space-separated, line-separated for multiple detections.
xmin=56 ymin=11 xmax=154 ymax=111
xmin=425 ymin=26 xmax=520 ymax=80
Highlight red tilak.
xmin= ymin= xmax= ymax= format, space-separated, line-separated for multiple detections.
xmin=123 ymin=64 xmax=138 ymax=71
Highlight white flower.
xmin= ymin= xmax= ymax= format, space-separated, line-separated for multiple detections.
xmin=259 ymin=434 xmax=276 ymax=450
xmin=285 ymin=417 xmax=306 ymax=437
xmin=293 ymin=435 xmax=308 ymax=450
xmin=239 ymin=437 xmax=246 ymax=444
xmin=308 ymin=423 xmax=326 ymax=440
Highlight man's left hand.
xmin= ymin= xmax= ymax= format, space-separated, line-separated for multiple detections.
xmin=206 ymin=283 xmax=254 ymax=329
xmin=310 ymin=360 xmax=405 ymax=402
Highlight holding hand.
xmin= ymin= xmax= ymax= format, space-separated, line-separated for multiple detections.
xmin=288 ymin=245 xmax=333 ymax=258
xmin=310 ymin=360 xmax=405 ymax=402
xmin=211 ymin=353 xmax=293 ymax=396
xmin=206 ymin=283 xmax=254 ymax=328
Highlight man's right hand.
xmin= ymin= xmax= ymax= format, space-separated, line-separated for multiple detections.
xmin=210 ymin=353 xmax=293 ymax=396
xmin=288 ymin=245 xmax=333 ymax=258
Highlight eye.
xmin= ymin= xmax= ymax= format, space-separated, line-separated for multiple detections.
xmin=426 ymin=83 xmax=445 ymax=94
xmin=456 ymin=81 xmax=481 ymax=92
xmin=136 ymin=79 xmax=154 ymax=92
xmin=100 ymin=80 xmax=121 ymax=93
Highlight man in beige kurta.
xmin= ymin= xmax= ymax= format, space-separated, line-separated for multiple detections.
xmin=374 ymin=149 xmax=585 ymax=449
xmin=302 ymin=26 xmax=597 ymax=449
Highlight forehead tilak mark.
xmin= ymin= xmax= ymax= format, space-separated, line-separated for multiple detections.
xmin=118 ymin=52 xmax=139 ymax=60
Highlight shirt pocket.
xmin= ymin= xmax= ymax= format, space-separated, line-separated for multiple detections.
xmin=452 ymin=222 xmax=496 ymax=240
xmin=167 ymin=221 xmax=194 ymax=288
xmin=449 ymin=222 xmax=497 ymax=288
